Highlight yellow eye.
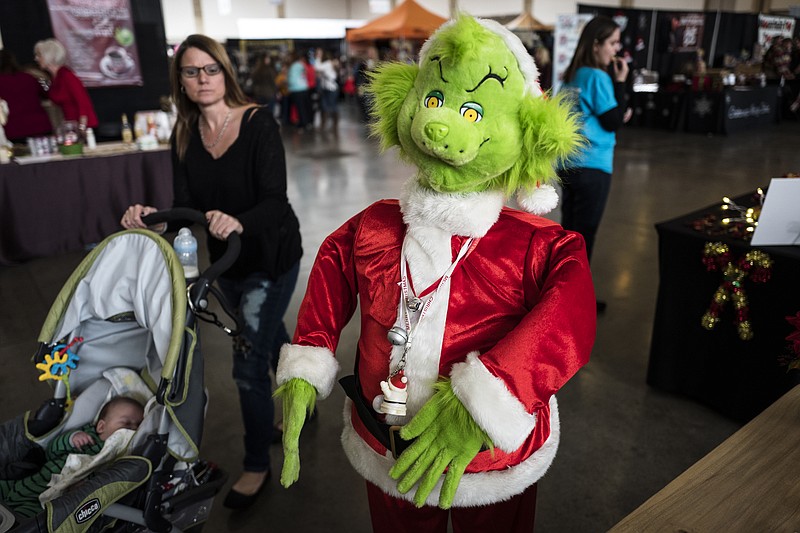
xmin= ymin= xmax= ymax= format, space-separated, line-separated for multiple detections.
xmin=424 ymin=91 xmax=444 ymax=108
xmin=460 ymin=102 xmax=483 ymax=122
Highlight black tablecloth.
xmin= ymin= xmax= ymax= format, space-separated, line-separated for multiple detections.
xmin=648 ymin=193 xmax=800 ymax=422
xmin=630 ymin=91 xmax=686 ymax=130
xmin=684 ymin=86 xmax=780 ymax=134
xmin=722 ymin=86 xmax=780 ymax=134
xmin=0 ymin=149 xmax=173 ymax=265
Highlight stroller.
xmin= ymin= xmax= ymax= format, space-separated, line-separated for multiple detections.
xmin=0 ymin=209 xmax=240 ymax=532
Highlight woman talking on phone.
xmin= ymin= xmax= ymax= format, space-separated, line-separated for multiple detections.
xmin=558 ymin=15 xmax=630 ymax=312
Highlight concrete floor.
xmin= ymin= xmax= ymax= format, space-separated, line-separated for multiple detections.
xmin=2 ymin=101 xmax=799 ymax=532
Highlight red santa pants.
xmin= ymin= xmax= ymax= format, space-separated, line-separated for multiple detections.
xmin=366 ymin=481 xmax=537 ymax=533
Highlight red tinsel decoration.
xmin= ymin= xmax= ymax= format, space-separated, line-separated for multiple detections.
xmin=701 ymin=242 xmax=772 ymax=340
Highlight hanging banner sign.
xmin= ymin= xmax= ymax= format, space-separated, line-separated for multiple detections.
xmin=552 ymin=13 xmax=593 ymax=95
xmin=758 ymin=14 xmax=795 ymax=49
xmin=673 ymin=13 xmax=705 ymax=53
xmin=46 ymin=0 xmax=143 ymax=87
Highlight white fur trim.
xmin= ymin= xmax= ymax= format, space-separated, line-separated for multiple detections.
xmin=419 ymin=16 xmax=542 ymax=98
xmin=516 ymin=183 xmax=559 ymax=215
xmin=450 ymin=352 xmax=536 ymax=452
xmin=341 ymin=396 xmax=559 ymax=507
xmin=382 ymin=228 xmax=451 ymax=425
xmin=399 ymin=178 xmax=504 ymax=238
xmin=276 ymin=344 xmax=340 ymax=399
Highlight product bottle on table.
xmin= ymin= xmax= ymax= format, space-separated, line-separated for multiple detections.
xmin=85 ymin=128 xmax=96 ymax=150
xmin=78 ymin=115 xmax=88 ymax=143
xmin=121 ymin=113 xmax=133 ymax=144
xmin=173 ymin=227 xmax=199 ymax=279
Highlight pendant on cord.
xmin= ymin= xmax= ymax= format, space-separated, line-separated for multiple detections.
xmin=406 ymin=297 xmax=422 ymax=312
xmin=375 ymin=369 xmax=408 ymax=416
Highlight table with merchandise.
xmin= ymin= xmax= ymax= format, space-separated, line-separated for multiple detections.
xmin=647 ymin=190 xmax=800 ymax=422
xmin=0 ymin=143 xmax=173 ymax=265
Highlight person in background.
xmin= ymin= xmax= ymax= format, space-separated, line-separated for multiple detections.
xmin=275 ymin=60 xmax=290 ymax=127
xmin=533 ymin=46 xmax=552 ymax=92
xmin=249 ymin=52 xmax=277 ymax=115
xmin=120 ymin=33 xmax=302 ymax=511
xmin=287 ymin=50 xmax=311 ymax=130
xmin=558 ymin=16 xmax=631 ymax=313
xmin=0 ymin=49 xmax=52 ymax=142
xmin=314 ymin=50 xmax=340 ymax=132
xmin=304 ymin=51 xmax=319 ymax=129
xmin=0 ymin=396 xmax=144 ymax=518
xmin=33 ymin=39 xmax=98 ymax=129
xmin=764 ymin=37 xmax=800 ymax=117
xmin=354 ymin=47 xmax=377 ymax=121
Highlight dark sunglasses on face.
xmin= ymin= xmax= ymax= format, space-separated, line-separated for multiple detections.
xmin=180 ymin=63 xmax=223 ymax=78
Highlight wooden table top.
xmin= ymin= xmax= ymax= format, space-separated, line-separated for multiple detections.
xmin=610 ymin=385 xmax=800 ymax=532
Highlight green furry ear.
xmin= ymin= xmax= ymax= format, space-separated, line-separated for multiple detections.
xmin=366 ymin=62 xmax=419 ymax=151
xmin=502 ymin=92 xmax=584 ymax=194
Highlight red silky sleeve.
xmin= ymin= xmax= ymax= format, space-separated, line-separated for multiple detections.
xmin=479 ymin=227 xmax=596 ymax=412
xmin=292 ymin=211 xmax=363 ymax=353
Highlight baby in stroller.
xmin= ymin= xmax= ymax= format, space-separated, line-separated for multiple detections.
xmin=0 ymin=210 xmax=237 ymax=532
xmin=0 ymin=397 xmax=144 ymax=518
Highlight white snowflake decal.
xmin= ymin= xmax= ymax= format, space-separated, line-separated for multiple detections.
xmin=693 ymin=96 xmax=713 ymax=117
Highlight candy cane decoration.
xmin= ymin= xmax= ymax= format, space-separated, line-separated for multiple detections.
xmin=701 ymin=243 xmax=772 ymax=340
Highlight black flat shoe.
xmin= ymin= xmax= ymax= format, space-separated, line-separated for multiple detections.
xmin=223 ymin=472 xmax=269 ymax=510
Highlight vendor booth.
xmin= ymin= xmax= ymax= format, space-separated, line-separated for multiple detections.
xmin=574 ymin=4 xmax=799 ymax=134
xmin=0 ymin=144 xmax=173 ymax=265
xmin=345 ymin=0 xmax=446 ymax=42
xmin=647 ymin=190 xmax=800 ymax=423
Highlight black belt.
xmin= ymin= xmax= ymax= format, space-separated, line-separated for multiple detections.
xmin=339 ymin=374 xmax=412 ymax=459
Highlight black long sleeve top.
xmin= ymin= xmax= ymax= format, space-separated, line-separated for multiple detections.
xmin=172 ymin=106 xmax=302 ymax=280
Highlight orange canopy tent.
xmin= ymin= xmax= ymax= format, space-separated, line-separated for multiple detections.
xmin=505 ymin=11 xmax=553 ymax=32
xmin=346 ymin=0 xmax=447 ymax=42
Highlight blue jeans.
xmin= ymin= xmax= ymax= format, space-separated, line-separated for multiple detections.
xmin=559 ymin=167 xmax=612 ymax=262
xmin=217 ymin=262 xmax=300 ymax=473
xmin=320 ymin=89 xmax=339 ymax=113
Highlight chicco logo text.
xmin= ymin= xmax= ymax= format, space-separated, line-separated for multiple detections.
xmin=75 ymin=498 xmax=101 ymax=524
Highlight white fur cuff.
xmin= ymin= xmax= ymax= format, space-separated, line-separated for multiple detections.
xmin=276 ymin=344 xmax=340 ymax=399
xmin=450 ymin=352 xmax=536 ymax=452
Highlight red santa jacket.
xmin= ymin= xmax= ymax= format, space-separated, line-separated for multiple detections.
xmin=278 ymin=182 xmax=595 ymax=507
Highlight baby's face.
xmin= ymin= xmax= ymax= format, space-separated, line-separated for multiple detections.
xmin=96 ymin=402 xmax=144 ymax=441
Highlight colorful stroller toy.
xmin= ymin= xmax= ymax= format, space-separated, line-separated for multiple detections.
xmin=0 ymin=209 xmax=239 ymax=532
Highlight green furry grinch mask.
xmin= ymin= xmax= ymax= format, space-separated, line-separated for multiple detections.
xmin=368 ymin=15 xmax=581 ymax=213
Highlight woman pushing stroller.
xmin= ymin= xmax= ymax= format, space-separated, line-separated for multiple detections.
xmin=121 ymin=33 xmax=302 ymax=509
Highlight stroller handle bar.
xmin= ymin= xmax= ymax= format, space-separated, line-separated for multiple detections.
xmin=142 ymin=208 xmax=241 ymax=284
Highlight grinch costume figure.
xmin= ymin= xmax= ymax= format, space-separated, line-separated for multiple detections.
xmin=276 ymin=15 xmax=596 ymax=532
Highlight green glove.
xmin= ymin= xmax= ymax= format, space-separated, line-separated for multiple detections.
xmin=389 ymin=379 xmax=493 ymax=509
xmin=273 ymin=378 xmax=317 ymax=488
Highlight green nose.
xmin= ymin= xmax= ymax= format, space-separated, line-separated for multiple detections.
xmin=424 ymin=122 xmax=449 ymax=142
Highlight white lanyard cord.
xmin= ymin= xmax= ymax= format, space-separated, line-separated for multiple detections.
xmin=393 ymin=236 xmax=474 ymax=374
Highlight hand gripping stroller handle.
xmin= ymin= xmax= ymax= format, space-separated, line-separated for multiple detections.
xmin=142 ymin=207 xmax=241 ymax=284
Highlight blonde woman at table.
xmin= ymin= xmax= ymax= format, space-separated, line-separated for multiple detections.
xmin=120 ymin=34 xmax=302 ymax=511
xmin=33 ymin=39 xmax=98 ymax=129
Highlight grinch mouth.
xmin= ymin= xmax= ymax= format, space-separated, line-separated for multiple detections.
xmin=418 ymin=136 xmax=491 ymax=166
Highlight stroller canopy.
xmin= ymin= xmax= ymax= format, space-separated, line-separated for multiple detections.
xmin=38 ymin=229 xmax=187 ymax=388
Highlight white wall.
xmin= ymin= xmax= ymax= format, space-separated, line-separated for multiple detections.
xmin=5 ymin=0 xmax=790 ymax=45
xmin=631 ymin=0 xmax=707 ymax=9
xmin=4 ymin=0 xmax=793 ymax=48
xmin=162 ymin=0 xmax=692 ymax=41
